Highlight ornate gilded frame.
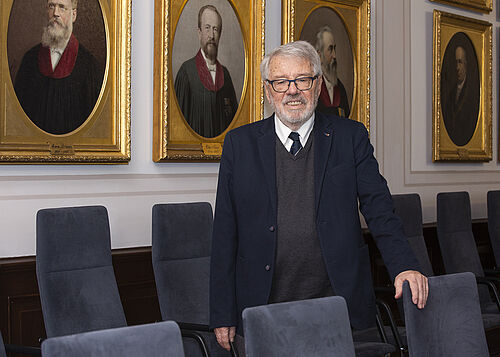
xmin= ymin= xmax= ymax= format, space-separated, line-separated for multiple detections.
xmin=430 ymin=0 xmax=492 ymax=14
xmin=282 ymin=0 xmax=370 ymax=131
xmin=0 ymin=0 xmax=131 ymax=163
xmin=432 ymin=10 xmax=492 ymax=161
xmin=153 ymin=0 xmax=265 ymax=162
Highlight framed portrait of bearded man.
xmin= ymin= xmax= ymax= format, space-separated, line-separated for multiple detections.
xmin=432 ymin=10 xmax=491 ymax=161
xmin=153 ymin=0 xmax=265 ymax=161
xmin=0 ymin=0 xmax=131 ymax=163
xmin=282 ymin=0 xmax=370 ymax=131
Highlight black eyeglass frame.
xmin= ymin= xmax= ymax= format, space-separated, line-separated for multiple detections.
xmin=266 ymin=76 xmax=318 ymax=93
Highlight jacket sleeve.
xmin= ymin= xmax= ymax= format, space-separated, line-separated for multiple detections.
xmin=353 ymin=123 xmax=420 ymax=280
xmin=209 ymin=132 xmax=238 ymax=329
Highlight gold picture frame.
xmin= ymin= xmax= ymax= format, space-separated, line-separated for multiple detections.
xmin=432 ymin=10 xmax=492 ymax=161
xmin=282 ymin=0 xmax=370 ymax=131
xmin=430 ymin=0 xmax=492 ymax=14
xmin=0 ymin=0 xmax=131 ymax=163
xmin=153 ymin=0 xmax=265 ymax=162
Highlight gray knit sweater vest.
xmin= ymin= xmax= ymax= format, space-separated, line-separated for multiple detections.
xmin=268 ymin=132 xmax=333 ymax=303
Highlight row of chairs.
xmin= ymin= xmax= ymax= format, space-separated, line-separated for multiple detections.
xmin=2 ymin=189 xmax=498 ymax=356
xmin=0 ymin=272 xmax=489 ymax=356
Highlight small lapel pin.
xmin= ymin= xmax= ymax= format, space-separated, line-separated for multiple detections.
xmin=324 ymin=132 xmax=330 ymax=137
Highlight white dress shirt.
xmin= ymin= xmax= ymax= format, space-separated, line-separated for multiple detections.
xmin=274 ymin=113 xmax=315 ymax=153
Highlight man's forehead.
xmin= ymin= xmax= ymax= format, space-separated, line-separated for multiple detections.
xmin=322 ymin=31 xmax=335 ymax=44
xmin=201 ymin=9 xmax=221 ymax=25
xmin=268 ymin=55 xmax=314 ymax=77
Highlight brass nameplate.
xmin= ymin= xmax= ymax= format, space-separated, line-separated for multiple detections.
xmin=50 ymin=143 xmax=75 ymax=155
xmin=202 ymin=143 xmax=222 ymax=156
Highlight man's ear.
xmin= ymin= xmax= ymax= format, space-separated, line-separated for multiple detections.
xmin=72 ymin=8 xmax=77 ymax=23
xmin=264 ymin=82 xmax=272 ymax=104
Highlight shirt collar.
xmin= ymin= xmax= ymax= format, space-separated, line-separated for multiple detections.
xmin=274 ymin=112 xmax=315 ymax=149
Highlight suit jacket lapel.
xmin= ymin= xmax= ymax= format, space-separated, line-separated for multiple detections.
xmin=258 ymin=115 xmax=277 ymax=214
xmin=314 ymin=111 xmax=334 ymax=213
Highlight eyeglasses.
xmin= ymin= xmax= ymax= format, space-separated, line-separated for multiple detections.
xmin=266 ymin=76 xmax=318 ymax=93
xmin=47 ymin=3 xmax=72 ymax=12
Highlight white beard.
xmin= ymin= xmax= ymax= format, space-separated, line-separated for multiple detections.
xmin=269 ymin=91 xmax=319 ymax=128
xmin=41 ymin=19 xmax=72 ymax=49
xmin=322 ymin=61 xmax=338 ymax=87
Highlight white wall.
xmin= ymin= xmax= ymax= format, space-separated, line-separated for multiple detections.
xmin=1 ymin=0 xmax=499 ymax=257
xmin=375 ymin=0 xmax=500 ymax=224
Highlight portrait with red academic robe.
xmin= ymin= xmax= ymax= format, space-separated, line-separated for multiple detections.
xmin=282 ymin=0 xmax=370 ymax=131
xmin=153 ymin=0 xmax=265 ymax=161
xmin=299 ymin=6 xmax=355 ymax=120
xmin=8 ymin=0 xmax=106 ymax=135
xmin=0 ymin=0 xmax=131 ymax=163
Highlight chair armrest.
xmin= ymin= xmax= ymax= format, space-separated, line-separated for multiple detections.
xmin=375 ymin=299 xmax=405 ymax=351
xmin=5 ymin=344 xmax=42 ymax=356
xmin=476 ymin=276 xmax=500 ymax=312
xmin=177 ymin=321 xmax=239 ymax=357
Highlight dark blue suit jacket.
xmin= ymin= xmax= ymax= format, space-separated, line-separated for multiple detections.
xmin=209 ymin=111 xmax=419 ymax=332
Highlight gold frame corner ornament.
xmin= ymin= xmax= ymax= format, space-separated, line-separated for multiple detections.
xmin=432 ymin=10 xmax=492 ymax=162
xmin=153 ymin=0 xmax=266 ymax=162
xmin=281 ymin=0 xmax=370 ymax=132
xmin=0 ymin=0 xmax=131 ymax=164
xmin=430 ymin=0 xmax=492 ymax=14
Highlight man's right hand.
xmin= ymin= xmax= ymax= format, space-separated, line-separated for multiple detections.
xmin=214 ymin=326 xmax=236 ymax=351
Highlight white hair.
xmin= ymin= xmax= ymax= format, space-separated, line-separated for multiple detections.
xmin=260 ymin=41 xmax=322 ymax=80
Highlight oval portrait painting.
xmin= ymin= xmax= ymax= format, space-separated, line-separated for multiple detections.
xmin=440 ymin=32 xmax=480 ymax=147
xmin=7 ymin=0 xmax=106 ymax=135
xmin=172 ymin=0 xmax=245 ymax=138
xmin=299 ymin=6 xmax=354 ymax=119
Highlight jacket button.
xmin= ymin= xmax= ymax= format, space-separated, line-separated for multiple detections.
xmin=269 ymin=226 xmax=275 ymax=232
xmin=265 ymin=265 xmax=271 ymax=271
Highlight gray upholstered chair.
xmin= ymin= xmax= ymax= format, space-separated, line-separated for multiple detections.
xmin=403 ymin=272 xmax=489 ymax=357
xmin=436 ymin=191 xmax=500 ymax=329
xmin=41 ymin=321 xmax=185 ymax=357
xmin=36 ymin=206 xmax=127 ymax=338
xmin=152 ymin=202 xmax=233 ymax=357
xmin=392 ymin=193 xmax=433 ymax=277
xmin=242 ymin=296 xmax=356 ymax=357
xmin=487 ymin=190 xmax=500 ymax=269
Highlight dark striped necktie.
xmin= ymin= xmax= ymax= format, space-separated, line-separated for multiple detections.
xmin=289 ymin=132 xmax=302 ymax=155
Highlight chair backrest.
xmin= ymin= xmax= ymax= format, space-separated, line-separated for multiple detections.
xmin=152 ymin=202 xmax=213 ymax=324
xmin=41 ymin=321 xmax=185 ymax=357
xmin=487 ymin=190 xmax=500 ymax=267
xmin=436 ymin=192 xmax=485 ymax=277
xmin=392 ymin=193 xmax=434 ymax=277
xmin=403 ymin=272 xmax=489 ymax=357
xmin=36 ymin=206 xmax=127 ymax=338
xmin=242 ymin=296 xmax=356 ymax=357
xmin=0 ymin=332 xmax=6 ymax=357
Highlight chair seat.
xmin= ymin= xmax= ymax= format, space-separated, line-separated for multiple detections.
xmin=354 ymin=341 xmax=395 ymax=357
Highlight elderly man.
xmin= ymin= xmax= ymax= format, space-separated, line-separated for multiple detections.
xmin=441 ymin=45 xmax=480 ymax=146
xmin=175 ymin=5 xmax=238 ymax=138
xmin=210 ymin=41 xmax=428 ymax=352
xmin=315 ymin=26 xmax=350 ymax=118
xmin=14 ymin=0 xmax=103 ymax=135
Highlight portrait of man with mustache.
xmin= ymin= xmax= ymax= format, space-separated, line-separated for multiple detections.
xmin=314 ymin=26 xmax=350 ymax=118
xmin=13 ymin=0 xmax=103 ymax=135
xmin=174 ymin=4 xmax=238 ymax=138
